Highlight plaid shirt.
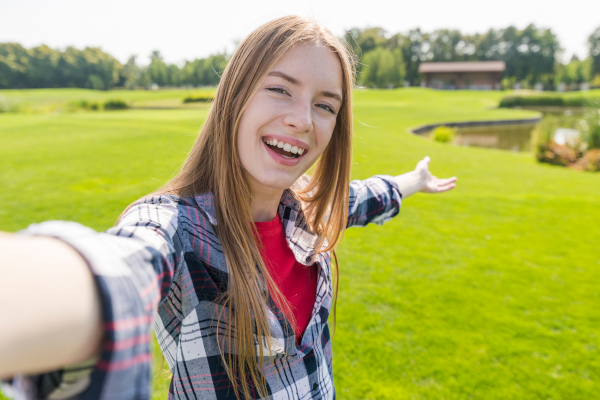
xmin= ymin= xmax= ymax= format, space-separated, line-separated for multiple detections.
xmin=2 ymin=175 xmax=401 ymax=400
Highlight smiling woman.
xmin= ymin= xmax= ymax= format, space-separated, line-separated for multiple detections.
xmin=0 ymin=15 xmax=456 ymax=400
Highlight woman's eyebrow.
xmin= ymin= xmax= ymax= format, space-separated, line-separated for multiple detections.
xmin=268 ymin=71 xmax=302 ymax=86
xmin=267 ymin=71 xmax=342 ymax=102
xmin=320 ymin=90 xmax=342 ymax=102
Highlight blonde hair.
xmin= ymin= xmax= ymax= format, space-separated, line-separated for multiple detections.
xmin=154 ymin=16 xmax=355 ymax=399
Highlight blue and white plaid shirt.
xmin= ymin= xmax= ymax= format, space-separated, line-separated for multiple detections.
xmin=2 ymin=175 xmax=401 ymax=400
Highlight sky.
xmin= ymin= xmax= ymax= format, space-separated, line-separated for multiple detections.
xmin=3 ymin=0 xmax=599 ymax=65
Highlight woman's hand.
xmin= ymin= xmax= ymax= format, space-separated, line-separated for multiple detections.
xmin=393 ymin=156 xmax=457 ymax=199
xmin=0 ymin=233 xmax=103 ymax=378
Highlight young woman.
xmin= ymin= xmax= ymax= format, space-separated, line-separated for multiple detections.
xmin=0 ymin=15 xmax=456 ymax=400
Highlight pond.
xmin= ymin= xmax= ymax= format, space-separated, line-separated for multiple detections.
xmin=412 ymin=110 xmax=588 ymax=152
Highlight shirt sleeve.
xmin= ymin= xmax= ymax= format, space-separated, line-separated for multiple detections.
xmin=1 ymin=195 xmax=186 ymax=400
xmin=346 ymin=175 xmax=402 ymax=228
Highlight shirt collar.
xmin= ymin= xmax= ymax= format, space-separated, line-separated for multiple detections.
xmin=193 ymin=189 xmax=321 ymax=266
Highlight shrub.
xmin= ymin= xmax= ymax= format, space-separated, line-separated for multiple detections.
xmin=68 ymin=99 xmax=101 ymax=111
xmin=536 ymin=142 xmax=580 ymax=166
xmin=534 ymin=106 xmax=600 ymax=171
xmin=499 ymin=96 xmax=593 ymax=108
xmin=103 ymin=99 xmax=129 ymax=110
xmin=431 ymin=126 xmax=456 ymax=143
xmin=579 ymin=109 xmax=600 ymax=150
xmin=579 ymin=149 xmax=600 ymax=171
xmin=183 ymin=95 xmax=212 ymax=103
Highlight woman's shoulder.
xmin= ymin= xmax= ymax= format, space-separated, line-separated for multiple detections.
xmin=120 ymin=192 xmax=217 ymax=230
xmin=130 ymin=193 xmax=186 ymax=208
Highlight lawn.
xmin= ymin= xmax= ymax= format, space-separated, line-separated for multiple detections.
xmin=1 ymin=88 xmax=599 ymax=399
xmin=0 ymin=87 xmax=215 ymax=112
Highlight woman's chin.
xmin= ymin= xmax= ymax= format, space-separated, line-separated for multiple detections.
xmin=253 ymin=171 xmax=301 ymax=192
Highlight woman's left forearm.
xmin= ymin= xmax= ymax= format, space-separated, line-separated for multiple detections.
xmin=392 ymin=170 xmax=424 ymax=199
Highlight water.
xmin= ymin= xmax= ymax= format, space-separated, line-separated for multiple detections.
xmin=413 ymin=110 xmax=587 ymax=152
xmin=451 ymin=122 xmax=538 ymax=151
xmin=413 ymin=118 xmax=540 ymax=152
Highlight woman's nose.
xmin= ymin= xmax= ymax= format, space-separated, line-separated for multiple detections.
xmin=282 ymin=100 xmax=313 ymax=133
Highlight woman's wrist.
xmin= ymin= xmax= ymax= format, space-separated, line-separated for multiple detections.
xmin=392 ymin=170 xmax=425 ymax=199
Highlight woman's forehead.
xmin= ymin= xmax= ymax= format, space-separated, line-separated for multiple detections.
xmin=269 ymin=43 xmax=343 ymax=94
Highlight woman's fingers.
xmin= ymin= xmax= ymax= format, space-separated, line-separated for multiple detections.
xmin=438 ymin=177 xmax=458 ymax=186
xmin=429 ymin=176 xmax=457 ymax=193
xmin=436 ymin=182 xmax=457 ymax=192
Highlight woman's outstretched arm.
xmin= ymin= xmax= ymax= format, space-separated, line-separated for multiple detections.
xmin=0 ymin=233 xmax=103 ymax=378
xmin=393 ymin=156 xmax=457 ymax=198
xmin=346 ymin=156 xmax=456 ymax=229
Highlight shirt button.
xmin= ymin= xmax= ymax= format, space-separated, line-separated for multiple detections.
xmin=305 ymin=256 xmax=311 ymax=263
xmin=312 ymin=383 xmax=318 ymax=391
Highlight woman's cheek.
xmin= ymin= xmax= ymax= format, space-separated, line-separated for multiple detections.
xmin=319 ymin=122 xmax=336 ymax=151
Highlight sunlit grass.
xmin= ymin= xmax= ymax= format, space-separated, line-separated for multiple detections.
xmin=0 ymin=87 xmax=216 ymax=113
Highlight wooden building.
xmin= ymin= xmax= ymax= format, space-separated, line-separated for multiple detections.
xmin=418 ymin=61 xmax=506 ymax=90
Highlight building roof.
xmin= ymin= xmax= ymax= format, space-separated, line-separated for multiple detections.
xmin=418 ymin=61 xmax=506 ymax=73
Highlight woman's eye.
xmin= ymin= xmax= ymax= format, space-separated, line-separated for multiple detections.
xmin=267 ymin=87 xmax=288 ymax=95
xmin=317 ymin=104 xmax=336 ymax=114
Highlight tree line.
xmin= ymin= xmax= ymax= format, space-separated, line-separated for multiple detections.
xmin=0 ymin=44 xmax=228 ymax=90
xmin=1 ymin=24 xmax=599 ymax=90
xmin=348 ymin=24 xmax=600 ymax=89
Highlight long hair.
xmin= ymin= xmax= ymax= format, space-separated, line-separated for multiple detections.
xmin=152 ymin=16 xmax=355 ymax=399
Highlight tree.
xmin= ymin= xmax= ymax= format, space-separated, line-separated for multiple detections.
xmin=359 ymin=47 xmax=405 ymax=88
xmin=80 ymin=47 xmax=122 ymax=90
xmin=344 ymin=27 xmax=388 ymax=58
xmin=148 ymin=51 xmax=169 ymax=87
xmin=24 ymin=45 xmax=61 ymax=88
xmin=589 ymin=26 xmax=600 ymax=78
xmin=0 ymin=43 xmax=121 ymax=89
xmin=168 ymin=64 xmax=182 ymax=87
xmin=556 ymin=55 xmax=592 ymax=86
xmin=389 ymin=29 xmax=426 ymax=85
xmin=0 ymin=43 xmax=29 ymax=88
xmin=122 ymin=56 xmax=140 ymax=89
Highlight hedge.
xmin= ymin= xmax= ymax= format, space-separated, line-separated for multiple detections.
xmin=499 ymin=96 xmax=595 ymax=108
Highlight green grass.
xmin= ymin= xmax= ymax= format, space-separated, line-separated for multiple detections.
xmin=0 ymin=87 xmax=216 ymax=112
xmin=1 ymin=88 xmax=599 ymax=399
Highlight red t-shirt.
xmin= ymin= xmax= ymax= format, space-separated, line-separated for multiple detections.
xmin=254 ymin=214 xmax=318 ymax=345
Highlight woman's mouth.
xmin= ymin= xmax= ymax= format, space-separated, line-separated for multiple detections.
xmin=262 ymin=137 xmax=307 ymax=159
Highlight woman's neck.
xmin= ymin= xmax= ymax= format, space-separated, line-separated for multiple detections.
xmin=248 ymin=180 xmax=285 ymax=222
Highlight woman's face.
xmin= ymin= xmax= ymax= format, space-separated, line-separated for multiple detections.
xmin=236 ymin=42 xmax=343 ymax=193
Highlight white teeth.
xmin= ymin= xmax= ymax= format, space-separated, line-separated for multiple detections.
xmin=264 ymin=138 xmax=306 ymax=156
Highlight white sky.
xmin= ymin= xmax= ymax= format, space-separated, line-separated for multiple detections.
xmin=3 ymin=0 xmax=599 ymax=65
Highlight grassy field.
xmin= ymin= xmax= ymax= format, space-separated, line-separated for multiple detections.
xmin=0 ymin=87 xmax=216 ymax=112
xmin=1 ymin=88 xmax=599 ymax=399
